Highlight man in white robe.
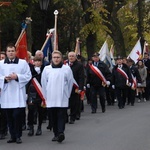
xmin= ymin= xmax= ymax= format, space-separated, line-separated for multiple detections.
xmin=0 ymin=43 xmax=31 ymax=144
xmin=41 ymin=50 xmax=73 ymax=143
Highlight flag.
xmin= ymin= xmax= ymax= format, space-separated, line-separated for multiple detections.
xmin=41 ymin=29 xmax=54 ymax=61
xmin=109 ymin=44 xmax=115 ymax=65
xmin=143 ymin=41 xmax=149 ymax=57
xmin=99 ymin=41 xmax=114 ymax=71
xmin=75 ymin=38 xmax=81 ymax=55
xmin=127 ymin=39 xmax=142 ymax=64
xmin=16 ymin=31 xmax=28 ymax=60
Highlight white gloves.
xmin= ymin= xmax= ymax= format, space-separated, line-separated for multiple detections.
xmin=106 ymin=81 xmax=110 ymax=86
xmin=128 ymin=83 xmax=131 ymax=87
xmin=137 ymin=83 xmax=142 ymax=87
xmin=112 ymin=85 xmax=115 ymax=89
xmin=87 ymin=84 xmax=90 ymax=88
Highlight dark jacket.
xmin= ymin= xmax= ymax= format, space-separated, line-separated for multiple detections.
xmin=112 ymin=63 xmax=132 ymax=88
xmin=130 ymin=65 xmax=142 ymax=83
xmin=69 ymin=60 xmax=84 ymax=94
xmin=27 ymin=63 xmax=44 ymax=103
xmin=86 ymin=60 xmax=112 ymax=87
xmin=143 ymin=58 xmax=150 ymax=79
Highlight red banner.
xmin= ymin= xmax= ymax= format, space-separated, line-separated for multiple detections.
xmin=16 ymin=31 xmax=28 ymax=60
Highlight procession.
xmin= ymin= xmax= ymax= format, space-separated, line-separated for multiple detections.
xmin=0 ymin=0 xmax=150 ymax=149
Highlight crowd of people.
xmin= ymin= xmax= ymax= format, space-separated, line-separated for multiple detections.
xmin=0 ymin=43 xmax=150 ymax=144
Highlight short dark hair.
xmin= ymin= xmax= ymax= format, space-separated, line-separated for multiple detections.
xmin=33 ymin=56 xmax=43 ymax=62
xmin=6 ymin=43 xmax=16 ymax=50
xmin=144 ymin=52 xmax=149 ymax=56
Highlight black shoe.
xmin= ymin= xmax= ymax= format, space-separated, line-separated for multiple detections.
xmin=22 ymin=125 xmax=26 ymax=131
xmin=91 ymin=110 xmax=96 ymax=114
xmin=52 ymin=136 xmax=58 ymax=142
xmin=7 ymin=138 xmax=16 ymax=143
xmin=102 ymin=108 xmax=105 ymax=113
xmin=57 ymin=133 xmax=65 ymax=143
xmin=47 ymin=125 xmax=52 ymax=131
xmin=27 ymin=125 xmax=30 ymax=130
xmin=36 ymin=128 xmax=42 ymax=136
xmin=0 ymin=134 xmax=5 ymax=140
xmin=28 ymin=127 xmax=34 ymax=136
xmin=16 ymin=138 xmax=22 ymax=144
xmin=33 ymin=120 xmax=37 ymax=125
xmin=76 ymin=115 xmax=80 ymax=120
xmin=69 ymin=120 xmax=75 ymax=124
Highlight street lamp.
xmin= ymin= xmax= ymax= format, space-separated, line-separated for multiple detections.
xmin=39 ymin=0 xmax=50 ymax=11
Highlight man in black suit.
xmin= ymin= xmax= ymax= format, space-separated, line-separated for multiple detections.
xmin=127 ymin=59 xmax=142 ymax=106
xmin=143 ymin=52 xmax=150 ymax=100
xmin=67 ymin=52 xmax=84 ymax=124
xmin=86 ymin=52 xmax=112 ymax=113
xmin=112 ymin=56 xmax=132 ymax=109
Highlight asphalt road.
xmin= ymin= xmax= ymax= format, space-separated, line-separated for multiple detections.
xmin=1 ymin=100 xmax=150 ymax=150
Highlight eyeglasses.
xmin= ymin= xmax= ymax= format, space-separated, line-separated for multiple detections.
xmin=52 ymin=57 xmax=61 ymax=59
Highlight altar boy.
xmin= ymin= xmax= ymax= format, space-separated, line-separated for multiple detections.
xmin=0 ymin=43 xmax=31 ymax=144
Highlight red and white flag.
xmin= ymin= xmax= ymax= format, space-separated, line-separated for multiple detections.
xmin=127 ymin=39 xmax=142 ymax=64
xmin=16 ymin=31 xmax=28 ymax=60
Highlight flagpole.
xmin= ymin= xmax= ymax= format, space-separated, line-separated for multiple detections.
xmin=54 ymin=10 xmax=58 ymax=51
xmin=41 ymin=29 xmax=54 ymax=51
xmin=15 ymin=17 xmax=32 ymax=47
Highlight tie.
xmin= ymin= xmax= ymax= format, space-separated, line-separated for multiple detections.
xmin=94 ymin=62 xmax=98 ymax=67
xmin=10 ymin=60 xmax=13 ymax=64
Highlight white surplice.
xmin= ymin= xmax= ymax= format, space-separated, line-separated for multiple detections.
xmin=41 ymin=64 xmax=73 ymax=108
xmin=0 ymin=59 xmax=31 ymax=108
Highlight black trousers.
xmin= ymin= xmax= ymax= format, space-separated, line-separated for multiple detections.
xmin=69 ymin=93 xmax=81 ymax=121
xmin=127 ymin=88 xmax=136 ymax=105
xmin=85 ymin=87 xmax=91 ymax=104
xmin=48 ymin=108 xmax=67 ymax=136
xmin=145 ymin=79 xmax=150 ymax=100
xmin=0 ymin=108 xmax=7 ymax=134
xmin=27 ymin=103 xmax=43 ymax=127
xmin=5 ymin=108 xmax=24 ymax=139
xmin=90 ymin=86 xmax=106 ymax=112
xmin=115 ymin=87 xmax=127 ymax=108
xmin=105 ymin=87 xmax=115 ymax=105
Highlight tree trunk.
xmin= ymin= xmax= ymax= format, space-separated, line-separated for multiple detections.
xmin=137 ymin=0 xmax=145 ymax=50
xmin=102 ymin=0 xmax=126 ymax=56
xmin=81 ymin=0 xmax=97 ymax=58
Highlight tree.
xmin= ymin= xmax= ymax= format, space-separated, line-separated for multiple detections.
xmin=80 ymin=0 xmax=97 ymax=58
xmin=101 ymin=0 xmax=127 ymax=56
xmin=137 ymin=0 xmax=145 ymax=50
